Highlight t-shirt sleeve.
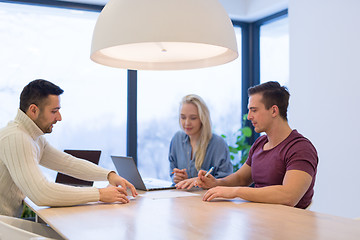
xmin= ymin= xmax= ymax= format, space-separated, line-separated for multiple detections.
xmin=285 ymin=139 xmax=318 ymax=177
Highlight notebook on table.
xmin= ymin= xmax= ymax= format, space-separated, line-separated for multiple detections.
xmin=55 ymin=150 xmax=101 ymax=187
xmin=111 ymin=156 xmax=175 ymax=191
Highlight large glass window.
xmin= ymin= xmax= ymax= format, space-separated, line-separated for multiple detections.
xmin=260 ymin=17 xmax=289 ymax=86
xmin=1 ymin=1 xmax=287 ymax=184
xmin=137 ymin=27 xmax=242 ymax=181
xmin=0 ymin=2 xmax=127 ymax=180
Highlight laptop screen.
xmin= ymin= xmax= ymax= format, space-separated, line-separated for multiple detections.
xmin=111 ymin=156 xmax=174 ymax=191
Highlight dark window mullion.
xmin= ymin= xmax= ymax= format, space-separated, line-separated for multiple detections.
xmin=241 ymin=22 xmax=260 ymax=144
xmin=0 ymin=0 xmax=103 ymax=11
xmin=127 ymin=70 xmax=137 ymax=165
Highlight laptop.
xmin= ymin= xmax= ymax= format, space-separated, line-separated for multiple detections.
xmin=55 ymin=150 xmax=102 ymax=187
xmin=111 ymin=156 xmax=175 ymax=191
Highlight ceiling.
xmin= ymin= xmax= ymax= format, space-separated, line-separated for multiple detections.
xmin=58 ymin=0 xmax=288 ymax=22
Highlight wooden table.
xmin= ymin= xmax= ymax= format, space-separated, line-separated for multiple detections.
xmin=25 ymin=189 xmax=360 ymax=240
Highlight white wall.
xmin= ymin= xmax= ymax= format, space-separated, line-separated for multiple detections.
xmin=288 ymin=0 xmax=360 ymax=218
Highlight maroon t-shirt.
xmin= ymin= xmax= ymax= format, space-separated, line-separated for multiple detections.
xmin=246 ymin=130 xmax=318 ymax=209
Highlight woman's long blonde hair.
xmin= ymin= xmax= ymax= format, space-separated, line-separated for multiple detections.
xmin=180 ymin=94 xmax=212 ymax=171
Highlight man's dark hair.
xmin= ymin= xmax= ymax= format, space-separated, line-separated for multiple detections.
xmin=248 ymin=81 xmax=290 ymax=120
xmin=20 ymin=79 xmax=64 ymax=113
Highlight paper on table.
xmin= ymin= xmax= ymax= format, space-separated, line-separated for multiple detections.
xmin=140 ymin=190 xmax=200 ymax=199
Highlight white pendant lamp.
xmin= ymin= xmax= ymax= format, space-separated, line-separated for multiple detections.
xmin=90 ymin=0 xmax=238 ymax=70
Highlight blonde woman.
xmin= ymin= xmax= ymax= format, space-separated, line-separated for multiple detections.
xmin=168 ymin=94 xmax=232 ymax=189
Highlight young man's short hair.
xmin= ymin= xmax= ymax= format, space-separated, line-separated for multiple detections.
xmin=248 ymin=81 xmax=290 ymax=120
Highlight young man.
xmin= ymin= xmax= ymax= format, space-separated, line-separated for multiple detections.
xmin=196 ymin=81 xmax=318 ymax=209
xmin=0 ymin=79 xmax=137 ymax=217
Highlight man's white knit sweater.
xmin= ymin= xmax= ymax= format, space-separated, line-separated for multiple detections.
xmin=0 ymin=109 xmax=111 ymax=217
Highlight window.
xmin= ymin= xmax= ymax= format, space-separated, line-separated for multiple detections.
xmin=260 ymin=16 xmax=289 ymax=86
xmin=0 ymin=2 xmax=127 ymax=180
xmin=137 ymin=27 xmax=242 ymax=180
xmin=1 ymin=1 xmax=289 ymax=183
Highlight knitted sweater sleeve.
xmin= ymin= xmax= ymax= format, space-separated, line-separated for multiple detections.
xmin=39 ymin=139 xmax=110 ymax=181
xmin=2 ymin=132 xmax=103 ymax=206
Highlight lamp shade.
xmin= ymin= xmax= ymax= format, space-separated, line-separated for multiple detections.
xmin=90 ymin=0 xmax=238 ymax=70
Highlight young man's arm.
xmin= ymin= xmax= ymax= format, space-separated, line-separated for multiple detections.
xmin=202 ymin=169 xmax=312 ymax=207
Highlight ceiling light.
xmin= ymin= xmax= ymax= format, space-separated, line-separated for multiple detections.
xmin=91 ymin=0 xmax=238 ymax=70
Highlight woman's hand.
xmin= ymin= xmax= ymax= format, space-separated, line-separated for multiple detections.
xmin=172 ymin=168 xmax=188 ymax=183
xmin=175 ymin=177 xmax=197 ymax=189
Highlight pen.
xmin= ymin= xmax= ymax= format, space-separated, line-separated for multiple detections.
xmin=204 ymin=166 xmax=214 ymax=177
